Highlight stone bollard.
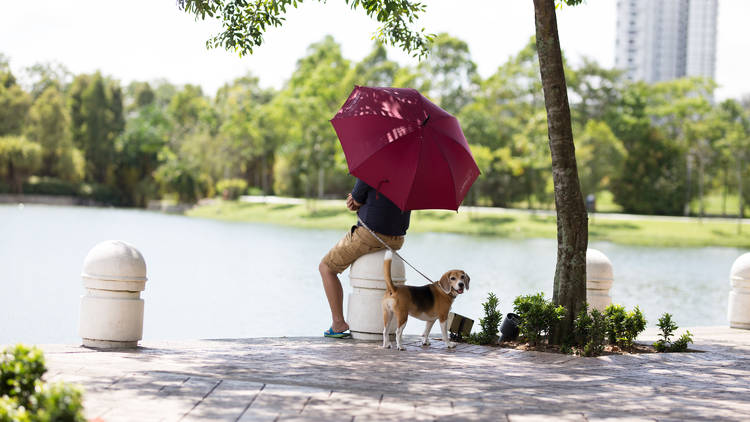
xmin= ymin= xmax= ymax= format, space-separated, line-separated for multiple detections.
xmin=79 ymin=240 xmax=148 ymax=348
xmin=586 ymin=248 xmax=613 ymax=312
xmin=347 ymin=249 xmax=406 ymax=340
xmin=728 ymin=253 xmax=750 ymax=329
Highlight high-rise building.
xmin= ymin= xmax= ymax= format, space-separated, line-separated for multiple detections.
xmin=615 ymin=0 xmax=718 ymax=84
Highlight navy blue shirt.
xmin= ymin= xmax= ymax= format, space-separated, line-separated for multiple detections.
xmin=352 ymin=179 xmax=410 ymax=236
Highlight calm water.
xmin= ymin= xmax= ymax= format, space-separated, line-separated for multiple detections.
xmin=0 ymin=204 xmax=745 ymax=345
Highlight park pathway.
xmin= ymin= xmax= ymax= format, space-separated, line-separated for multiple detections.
xmin=39 ymin=326 xmax=750 ymax=421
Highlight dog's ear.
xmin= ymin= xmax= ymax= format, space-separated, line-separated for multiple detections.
xmin=438 ymin=272 xmax=451 ymax=293
xmin=463 ymin=272 xmax=470 ymax=291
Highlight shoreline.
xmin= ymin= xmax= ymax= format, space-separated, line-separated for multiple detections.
xmin=4 ymin=194 xmax=750 ymax=248
xmin=187 ymin=197 xmax=750 ymax=249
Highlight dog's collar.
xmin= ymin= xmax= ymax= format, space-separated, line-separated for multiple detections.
xmin=434 ymin=280 xmax=452 ymax=296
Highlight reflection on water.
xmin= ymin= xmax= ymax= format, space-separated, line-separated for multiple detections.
xmin=0 ymin=204 xmax=745 ymax=345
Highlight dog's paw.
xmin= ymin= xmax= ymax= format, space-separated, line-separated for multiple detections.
xmin=446 ymin=341 xmax=457 ymax=349
xmin=421 ymin=338 xmax=431 ymax=346
xmin=382 ymin=343 xmax=392 ymax=349
xmin=397 ymin=344 xmax=406 ymax=351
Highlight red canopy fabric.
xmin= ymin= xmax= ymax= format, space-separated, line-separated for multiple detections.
xmin=331 ymin=86 xmax=480 ymax=211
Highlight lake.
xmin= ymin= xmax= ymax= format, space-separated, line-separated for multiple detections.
xmin=0 ymin=204 xmax=745 ymax=345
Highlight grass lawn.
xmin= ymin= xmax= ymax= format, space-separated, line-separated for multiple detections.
xmin=187 ymin=199 xmax=750 ymax=248
xmin=689 ymin=192 xmax=748 ymax=217
xmin=506 ymin=191 xmax=625 ymax=214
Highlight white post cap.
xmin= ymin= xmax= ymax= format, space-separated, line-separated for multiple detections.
xmin=81 ymin=240 xmax=147 ymax=291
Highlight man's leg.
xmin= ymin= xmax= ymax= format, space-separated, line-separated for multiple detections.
xmin=319 ymin=261 xmax=348 ymax=333
xmin=319 ymin=226 xmax=399 ymax=334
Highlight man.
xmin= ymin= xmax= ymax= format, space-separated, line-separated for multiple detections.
xmin=319 ymin=179 xmax=411 ymax=338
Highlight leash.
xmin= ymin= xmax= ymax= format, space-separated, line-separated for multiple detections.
xmin=356 ymin=215 xmax=453 ymax=296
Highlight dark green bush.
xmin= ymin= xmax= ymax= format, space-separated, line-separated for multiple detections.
xmin=573 ymin=304 xmax=607 ymax=356
xmin=78 ymin=183 xmax=123 ymax=206
xmin=468 ymin=292 xmax=502 ymax=345
xmin=670 ymin=331 xmax=694 ymax=352
xmin=604 ymin=304 xmax=627 ymax=345
xmin=0 ymin=345 xmax=85 ymax=422
xmin=604 ymin=304 xmax=646 ymax=349
xmin=21 ymin=177 xmax=78 ymax=196
xmin=623 ymin=306 xmax=647 ymax=348
xmin=653 ymin=313 xmax=694 ymax=352
xmin=611 ymin=128 xmax=688 ymax=215
xmin=512 ymin=293 xmax=565 ymax=346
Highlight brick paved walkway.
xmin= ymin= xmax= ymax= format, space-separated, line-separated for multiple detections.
xmin=37 ymin=326 xmax=750 ymax=421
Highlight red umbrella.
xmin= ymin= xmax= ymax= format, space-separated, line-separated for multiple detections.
xmin=330 ymin=86 xmax=480 ymax=211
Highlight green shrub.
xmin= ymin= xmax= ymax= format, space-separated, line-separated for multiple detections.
xmin=623 ymin=306 xmax=647 ymax=348
xmin=216 ymin=178 xmax=248 ymax=200
xmin=653 ymin=313 xmax=694 ymax=352
xmin=78 ymin=183 xmax=123 ymax=206
xmin=0 ymin=136 xmax=42 ymax=194
xmin=573 ymin=304 xmax=607 ymax=356
xmin=0 ymin=345 xmax=85 ymax=422
xmin=670 ymin=331 xmax=694 ymax=352
xmin=468 ymin=292 xmax=502 ymax=345
xmin=28 ymin=382 xmax=86 ymax=422
xmin=512 ymin=293 xmax=565 ymax=346
xmin=654 ymin=312 xmax=675 ymax=352
xmin=604 ymin=304 xmax=646 ymax=349
xmin=604 ymin=304 xmax=627 ymax=345
xmin=22 ymin=177 xmax=79 ymax=196
xmin=0 ymin=396 xmax=31 ymax=422
xmin=247 ymin=186 xmax=264 ymax=196
xmin=0 ymin=344 xmax=46 ymax=407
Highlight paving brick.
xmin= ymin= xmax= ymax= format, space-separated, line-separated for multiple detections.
xmin=25 ymin=327 xmax=750 ymax=421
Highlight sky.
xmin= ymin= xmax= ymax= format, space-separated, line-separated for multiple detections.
xmin=1 ymin=0 xmax=748 ymax=101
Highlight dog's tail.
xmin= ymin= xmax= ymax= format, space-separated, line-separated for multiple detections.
xmin=383 ymin=250 xmax=396 ymax=294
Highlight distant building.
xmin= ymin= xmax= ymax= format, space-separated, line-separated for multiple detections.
xmin=615 ymin=0 xmax=718 ymax=83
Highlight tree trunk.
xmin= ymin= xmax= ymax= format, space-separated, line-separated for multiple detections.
xmin=318 ymin=168 xmax=325 ymax=198
xmin=532 ymin=0 xmax=588 ymax=343
xmin=684 ymin=153 xmax=693 ymax=216
xmin=739 ymin=156 xmax=744 ymax=235
xmin=722 ymin=164 xmax=728 ymax=217
xmin=8 ymin=161 xmax=20 ymax=194
xmin=262 ymin=154 xmax=268 ymax=194
xmin=698 ymin=152 xmax=705 ymax=220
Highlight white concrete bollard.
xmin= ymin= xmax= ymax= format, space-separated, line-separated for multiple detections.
xmin=79 ymin=240 xmax=148 ymax=348
xmin=728 ymin=253 xmax=750 ymax=329
xmin=347 ymin=249 xmax=406 ymax=340
xmin=586 ymin=248 xmax=613 ymax=312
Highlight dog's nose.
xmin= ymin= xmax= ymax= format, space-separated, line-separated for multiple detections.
xmin=458 ymin=282 xmax=464 ymax=289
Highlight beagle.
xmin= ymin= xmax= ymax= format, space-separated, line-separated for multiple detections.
xmin=381 ymin=250 xmax=469 ymax=350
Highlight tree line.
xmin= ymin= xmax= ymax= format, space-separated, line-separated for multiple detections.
xmin=1 ymin=34 xmax=748 ymax=215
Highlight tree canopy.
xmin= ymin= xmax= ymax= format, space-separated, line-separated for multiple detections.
xmin=177 ymin=0 xmax=434 ymax=58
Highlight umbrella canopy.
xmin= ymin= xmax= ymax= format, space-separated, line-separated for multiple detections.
xmin=330 ymin=86 xmax=480 ymax=211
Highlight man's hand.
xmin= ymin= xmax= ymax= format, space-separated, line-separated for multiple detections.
xmin=346 ymin=193 xmax=362 ymax=211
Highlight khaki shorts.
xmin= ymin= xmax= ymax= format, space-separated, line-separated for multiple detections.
xmin=322 ymin=225 xmax=405 ymax=274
